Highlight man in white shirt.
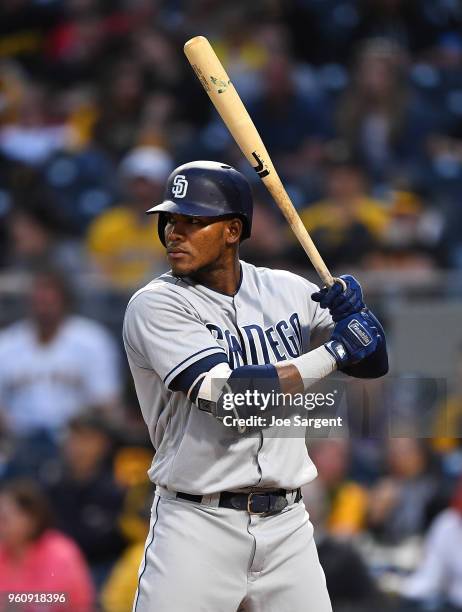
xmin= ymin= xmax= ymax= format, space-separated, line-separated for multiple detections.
xmin=402 ymin=482 xmax=462 ymax=610
xmin=0 ymin=270 xmax=121 ymax=437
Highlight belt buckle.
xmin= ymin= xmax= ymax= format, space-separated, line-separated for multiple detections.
xmin=247 ymin=492 xmax=268 ymax=515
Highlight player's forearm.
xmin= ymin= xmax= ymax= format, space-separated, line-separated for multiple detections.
xmin=194 ymin=347 xmax=337 ymax=422
xmin=193 ymin=307 xmax=381 ymax=424
xmin=275 ymin=363 xmax=304 ymax=394
xmin=194 ymin=308 xmax=381 ymax=423
xmin=276 ymin=346 xmax=337 ymax=394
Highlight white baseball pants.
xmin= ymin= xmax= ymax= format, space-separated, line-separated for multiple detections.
xmin=133 ymin=488 xmax=332 ymax=612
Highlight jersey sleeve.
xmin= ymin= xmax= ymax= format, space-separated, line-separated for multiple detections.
xmin=123 ymin=286 xmax=228 ymax=391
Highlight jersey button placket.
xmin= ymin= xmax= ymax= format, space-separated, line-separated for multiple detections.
xmin=233 ymin=293 xmax=266 ymax=489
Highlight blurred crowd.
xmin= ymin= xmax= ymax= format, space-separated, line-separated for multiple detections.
xmin=1 ymin=0 xmax=462 ymax=610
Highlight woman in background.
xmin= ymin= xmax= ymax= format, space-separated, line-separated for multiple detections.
xmin=0 ymin=480 xmax=94 ymax=611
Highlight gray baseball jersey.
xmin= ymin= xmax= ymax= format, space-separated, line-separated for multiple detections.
xmin=123 ymin=260 xmax=334 ymax=495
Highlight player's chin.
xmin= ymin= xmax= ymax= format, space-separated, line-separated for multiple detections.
xmin=171 ymin=265 xmax=189 ymax=277
xmin=169 ymin=256 xmax=195 ymax=276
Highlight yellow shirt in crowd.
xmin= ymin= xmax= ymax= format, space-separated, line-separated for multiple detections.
xmin=86 ymin=206 xmax=166 ymax=290
xmin=299 ymin=197 xmax=389 ymax=243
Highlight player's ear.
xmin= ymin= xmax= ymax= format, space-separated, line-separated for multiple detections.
xmin=225 ymin=218 xmax=242 ymax=245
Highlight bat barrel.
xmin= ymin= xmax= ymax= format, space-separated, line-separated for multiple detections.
xmin=184 ymin=36 xmax=338 ymax=289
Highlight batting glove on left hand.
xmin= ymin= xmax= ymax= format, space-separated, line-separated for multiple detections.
xmin=324 ymin=310 xmax=380 ymax=367
xmin=311 ymin=274 xmax=365 ymax=322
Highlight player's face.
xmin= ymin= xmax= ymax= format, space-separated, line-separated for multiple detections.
xmin=164 ymin=213 xmax=240 ymax=276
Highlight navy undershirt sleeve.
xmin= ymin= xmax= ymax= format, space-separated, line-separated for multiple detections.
xmin=170 ymin=352 xmax=229 ymax=395
xmin=172 ymin=360 xmax=281 ymax=407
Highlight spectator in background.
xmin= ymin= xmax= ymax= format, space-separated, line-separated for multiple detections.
xmin=247 ymin=50 xmax=332 ymax=177
xmin=337 ymin=38 xmax=439 ymax=182
xmin=101 ymin=531 xmax=147 ymax=612
xmin=239 ymin=197 xmax=289 ymax=268
xmin=361 ymin=183 xmax=445 ymax=275
xmin=401 ymin=477 xmax=462 ymax=611
xmin=358 ymin=438 xmax=441 ymax=595
xmin=0 ymin=84 xmax=71 ymax=167
xmin=346 ymin=438 xmax=441 ymax=596
xmin=303 ymin=439 xmax=368 ymax=538
xmin=383 ymin=187 xmax=444 ymax=254
xmin=433 ymin=344 xmax=462 ymax=470
xmin=419 ymin=131 xmax=462 ymax=269
xmin=86 ymin=146 xmax=172 ymax=289
xmin=301 ymin=444 xmax=381 ymax=610
xmin=93 ymin=60 xmax=145 ymax=159
xmin=136 ymin=91 xmax=179 ymax=152
xmin=316 ymin=534 xmax=383 ymax=611
xmin=0 ymin=479 xmax=94 ymax=611
xmin=44 ymin=413 xmax=126 ymax=589
xmin=5 ymin=205 xmax=86 ymax=276
xmin=0 ymin=61 xmax=28 ymax=126
xmin=367 ymin=438 xmax=439 ymax=544
xmin=210 ymin=14 xmax=269 ymax=102
xmin=131 ymin=28 xmax=185 ymax=96
xmin=45 ymin=3 xmax=113 ymax=85
xmin=295 ymin=161 xmax=389 ymax=269
xmin=102 ymin=466 xmax=154 ymax=612
xmin=0 ymin=160 xmax=92 ymax=273
xmin=362 ymin=242 xmax=439 ymax=277
xmin=0 ymin=269 xmax=120 ymax=440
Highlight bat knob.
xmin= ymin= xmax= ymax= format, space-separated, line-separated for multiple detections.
xmin=332 ymin=277 xmax=348 ymax=292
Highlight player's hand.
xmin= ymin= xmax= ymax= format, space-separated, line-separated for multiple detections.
xmin=324 ymin=310 xmax=380 ymax=367
xmin=311 ymin=275 xmax=365 ymax=322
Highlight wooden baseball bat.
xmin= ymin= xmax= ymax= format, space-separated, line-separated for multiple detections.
xmin=184 ymin=35 xmax=340 ymax=288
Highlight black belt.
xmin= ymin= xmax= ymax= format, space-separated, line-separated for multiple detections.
xmin=176 ymin=488 xmax=302 ymax=515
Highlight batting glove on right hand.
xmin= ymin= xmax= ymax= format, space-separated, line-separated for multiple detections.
xmin=324 ymin=310 xmax=380 ymax=368
xmin=312 ymin=275 xmax=365 ymax=322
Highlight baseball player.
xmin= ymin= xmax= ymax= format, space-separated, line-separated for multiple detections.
xmin=123 ymin=161 xmax=388 ymax=612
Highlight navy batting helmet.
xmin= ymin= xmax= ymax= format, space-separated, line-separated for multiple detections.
xmin=146 ymin=160 xmax=253 ymax=246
